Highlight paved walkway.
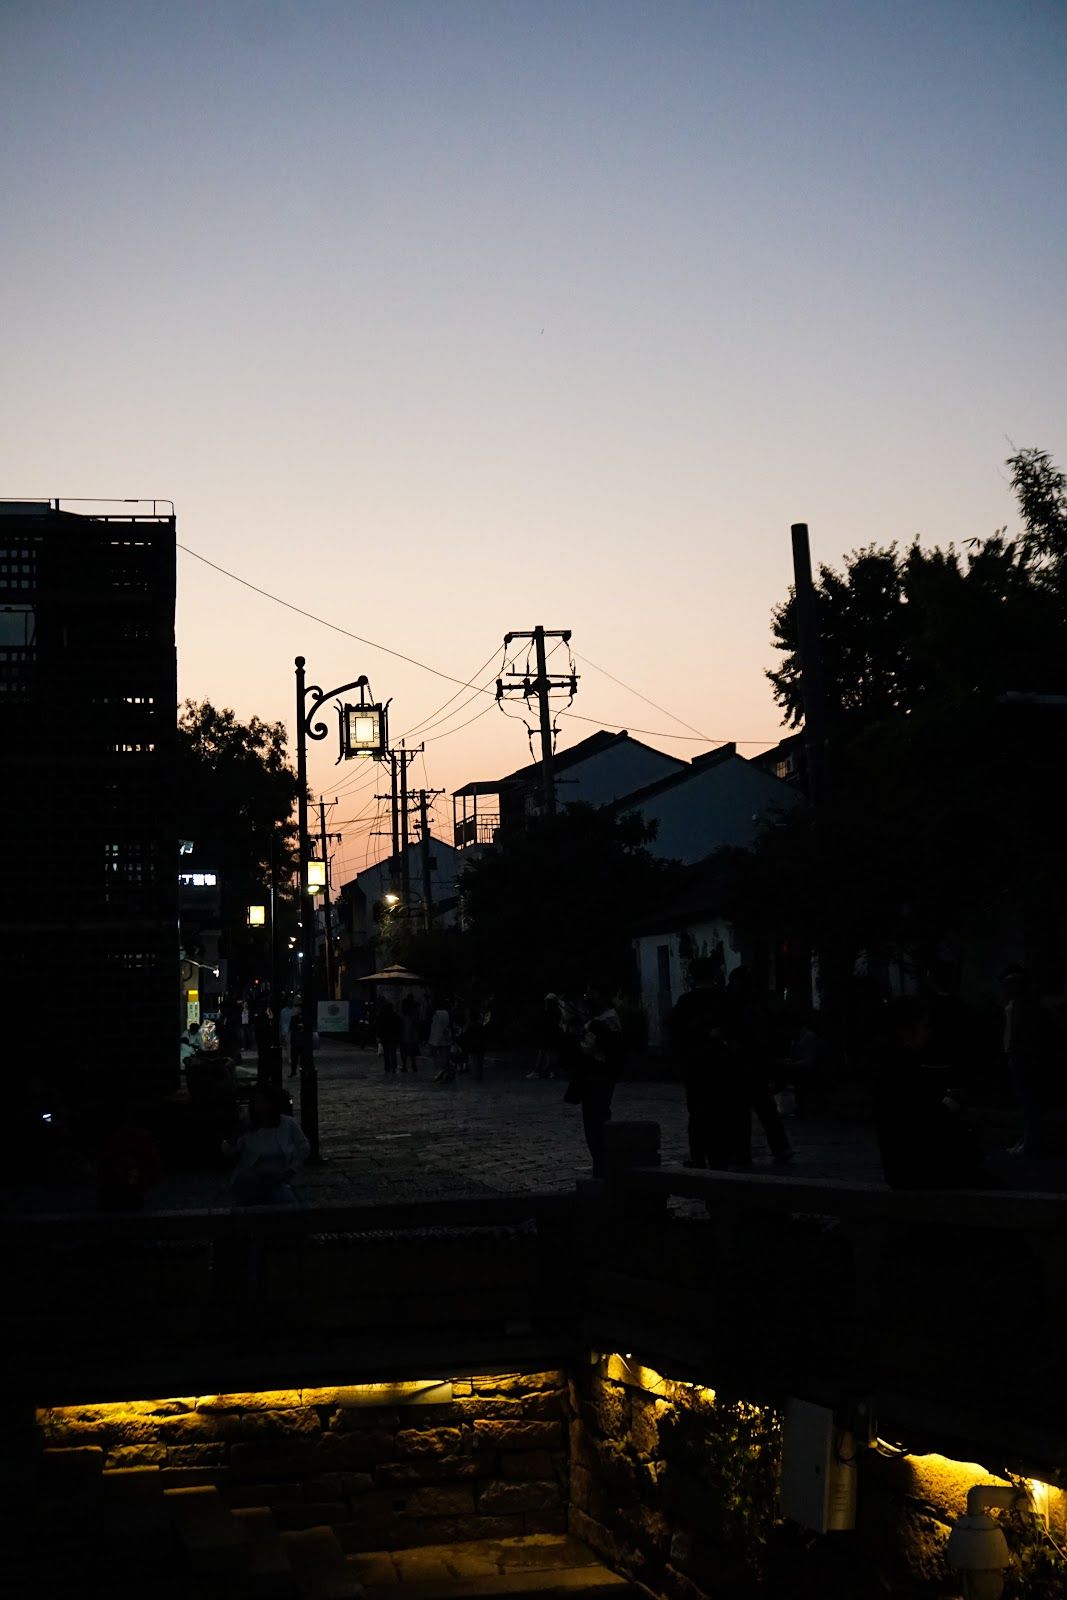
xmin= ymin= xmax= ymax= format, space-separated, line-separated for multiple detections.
xmin=6 ymin=1040 xmax=1062 ymax=1214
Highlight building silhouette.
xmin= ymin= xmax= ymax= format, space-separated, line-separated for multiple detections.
xmin=0 ymin=499 xmax=178 ymax=1093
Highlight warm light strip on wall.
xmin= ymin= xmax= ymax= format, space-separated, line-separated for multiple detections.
xmin=876 ymin=1449 xmax=1063 ymax=1529
xmin=600 ymin=1353 xmax=713 ymax=1404
xmin=37 ymin=1380 xmax=455 ymax=1422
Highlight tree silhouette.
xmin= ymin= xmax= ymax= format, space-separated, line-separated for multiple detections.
xmin=176 ymin=700 xmax=301 ymax=981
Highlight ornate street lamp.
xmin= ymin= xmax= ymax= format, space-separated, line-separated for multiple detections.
xmin=343 ymin=696 xmax=388 ymax=760
xmin=295 ymin=657 xmax=389 ymax=1159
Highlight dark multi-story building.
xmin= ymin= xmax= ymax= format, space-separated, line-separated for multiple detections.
xmin=0 ymin=499 xmax=178 ymax=1093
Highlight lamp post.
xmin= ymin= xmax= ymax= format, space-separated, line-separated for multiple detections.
xmin=246 ymin=899 xmax=282 ymax=1089
xmin=295 ymin=656 xmax=388 ymax=1160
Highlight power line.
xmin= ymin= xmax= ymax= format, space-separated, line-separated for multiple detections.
xmin=178 ymin=543 xmax=782 ymax=751
xmin=557 ymin=710 xmax=772 ymax=745
xmin=399 ymin=645 xmax=504 ymax=738
xmin=177 ymin=542 xmax=501 ymax=698
xmin=575 ymin=651 xmax=711 ymax=739
xmin=424 ymin=698 xmax=498 ymax=742
xmin=317 ymin=646 xmax=506 ymax=801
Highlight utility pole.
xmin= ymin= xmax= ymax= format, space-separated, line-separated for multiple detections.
xmin=389 ymin=752 xmax=400 ymax=889
xmin=399 ymin=743 xmax=411 ymax=907
xmin=496 ymin=626 xmax=577 ymax=816
xmin=375 ymin=745 xmax=421 ymax=909
xmin=790 ymin=525 xmax=828 ymax=810
xmin=415 ymin=788 xmax=445 ymax=930
xmin=317 ymin=798 xmax=342 ymax=999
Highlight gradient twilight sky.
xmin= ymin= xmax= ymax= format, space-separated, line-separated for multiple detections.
xmin=3 ymin=2 xmax=1065 ymax=881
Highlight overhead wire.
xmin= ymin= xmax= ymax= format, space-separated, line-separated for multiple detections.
xmin=575 ymin=651 xmax=711 ymax=739
xmin=328 ymin=644 xmax=505 ymax=801
xmin=177 ymin=542 xmax=502 ymax=698
xmin=178 ymin=545 xmax=782 ymax=769
xmin=398 ymin=644 xmax=505 ymax=739
xmin=557 ymin=709 xmax=770 ymax=744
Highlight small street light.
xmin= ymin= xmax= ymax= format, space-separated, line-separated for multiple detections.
xmin=247 ymin=904 xmax=266 ymax=927
xmin=307 ymin=859 xmax=327 ymax=894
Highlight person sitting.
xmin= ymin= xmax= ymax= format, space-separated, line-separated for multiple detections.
xmin=227 ymin=1087 xmax=310 ymax=1205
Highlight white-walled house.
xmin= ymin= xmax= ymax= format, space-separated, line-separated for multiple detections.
xmin=620 ymin=746 xmax=802 ymax=1046
xmin=452 ymin=730 xmax=686 ymax=849
xmin=633 ymin=905 xmax=741 ymax=1049
xmin=341 ymin=836 xmax=463 ymax=933
xmin=617 ymin=743 xmax=800 ymax=865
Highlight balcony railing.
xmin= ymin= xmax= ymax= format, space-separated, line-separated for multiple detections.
xmin=454 ymin=813 xmax=500 ymax=849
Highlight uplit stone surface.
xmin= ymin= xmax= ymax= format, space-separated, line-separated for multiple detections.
xmin=33 ymin=1372 xmax=570 ymax=1556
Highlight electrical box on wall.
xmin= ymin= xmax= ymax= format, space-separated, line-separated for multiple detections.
xmin=780 ymin=1398 xmax=858 ymax=1533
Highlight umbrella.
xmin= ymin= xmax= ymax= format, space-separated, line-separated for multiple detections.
xmin=358 ymin=966 xmax=427 ymax=985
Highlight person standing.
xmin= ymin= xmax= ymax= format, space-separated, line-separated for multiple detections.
xmin=722 ymin=966 xmax=794 ymax=1167
xmin=288 ymin=1007 xmax=304 ymax=1078
xmin=428 ymin=999 xmax=452 ymax=1082
xmin=399 ymin=994 xmax=422 ymax=1072
xmin=528 ymin=994 xmax=563 ymax=1079
xmin=375 ymin=997 xmax=401 ymax=1074
xmin=465 ymin=996 xmax=492 ymax=1083
xmin=279 ymin=998 xmax=294 ymax=1064
xmin=573 ymin=985 xmax=624 ymax=1178
xmin=668 ymin=958 xmax=728 ymax=1167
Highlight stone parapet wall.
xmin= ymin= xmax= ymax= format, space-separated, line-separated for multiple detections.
xmin=568 ymin=1357 xmax=1067 ymax=1600
xmin=568 ymin=1356 xmax=780 ymax=1600
xmin=36 ymin=1371 xmax=569 ymax=1553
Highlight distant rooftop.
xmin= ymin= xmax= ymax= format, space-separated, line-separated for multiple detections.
xmin=454 ymin=728 xmax=683 ymax=797
xmin=0 ymin=497 xmax=174 ymax=521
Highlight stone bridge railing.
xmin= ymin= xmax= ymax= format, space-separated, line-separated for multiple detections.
xmin=9 ymin=1126 xmax=1066 ymax=1481
xmin=586 ymin=1122 xmax=1067 ymax=1482
xmin=7 ymin=1193 xmax=577 ymax=1406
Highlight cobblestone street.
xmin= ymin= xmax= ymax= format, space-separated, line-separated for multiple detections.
xmin=11 ymin=1038 xmax=1057 ymax=1215
xmin=3 ymin=1039 xmax=881 ymax=1215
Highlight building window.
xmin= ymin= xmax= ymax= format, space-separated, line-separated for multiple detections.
xmin=0 ymin=607 xmax=36 ymax=697
xmin=103 ymin=841 xmax=157 ymax=902
xmin=0 ymin=547 xmax=36 ymax=590
xmin=0 ymin=607 xmax=35 ymax=646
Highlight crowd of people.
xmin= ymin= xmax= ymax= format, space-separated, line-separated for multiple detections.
xmin=666 ymin=956 xmax=1065 ymax=1190
xmin=55 ymin=954 xmax=1061 ymax=1216
xmin=365 ymin=986 xmax=628 ymax=1175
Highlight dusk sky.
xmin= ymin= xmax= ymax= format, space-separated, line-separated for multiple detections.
xmin=3 ymin=2 xmax=1064 ymax=883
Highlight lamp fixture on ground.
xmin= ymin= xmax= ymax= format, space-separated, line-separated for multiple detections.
xmin=945 ymin=1483 xmax=1032 ymax=1600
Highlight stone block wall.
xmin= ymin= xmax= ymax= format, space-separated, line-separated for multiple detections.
xmin=36 ymin=1372 xmax=569 ymax=1553
xmin=569 ymin=1355 xmax=780 ymax=1600
xmin=569 ymin=1359 xmax=1067 ymax=1600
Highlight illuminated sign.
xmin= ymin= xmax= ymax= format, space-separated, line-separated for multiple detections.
xmin=179 ymin=872 xmax=218 ymax=887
